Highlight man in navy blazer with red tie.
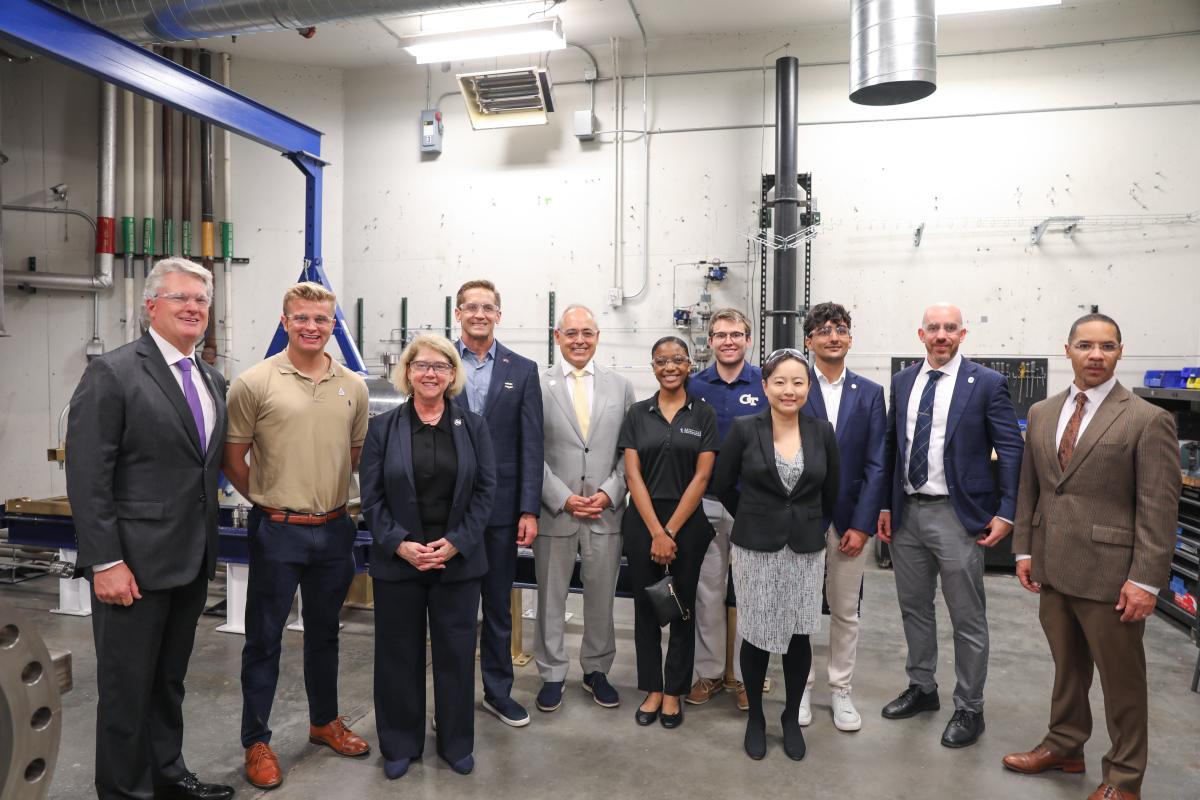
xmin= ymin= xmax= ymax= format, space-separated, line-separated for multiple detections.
xmin=799 ymin=303 xmax=887 ymax=734
xmin=877 ymin=303 xmax=1023 ymax=749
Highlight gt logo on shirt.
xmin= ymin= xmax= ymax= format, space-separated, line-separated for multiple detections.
xmin=739 ymin=394 xmax=759 ymax=406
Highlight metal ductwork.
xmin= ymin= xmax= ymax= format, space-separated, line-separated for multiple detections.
xmin=48 ymin=1 xmax=508 ymax=44
xmin=849 ymin=0 xmax=937 ymax=106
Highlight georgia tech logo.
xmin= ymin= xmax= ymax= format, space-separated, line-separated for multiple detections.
xmin=739 ymin=394 xmax=760 ymax=406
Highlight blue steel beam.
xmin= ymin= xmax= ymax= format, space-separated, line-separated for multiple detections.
xmin=0 ymin=0 xmax=321 ymax=156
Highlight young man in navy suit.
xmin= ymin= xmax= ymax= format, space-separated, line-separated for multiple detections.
xmin=453 ymin=279 xmax=544 ymax=727
xmin=877 ymin=303 xmax=1023 ymax=748
xmin=799 ymin=303 xmax=887 ymax=733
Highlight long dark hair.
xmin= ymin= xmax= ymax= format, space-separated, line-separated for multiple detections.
xmin=651 ymin=336 xmax=691 ymax=391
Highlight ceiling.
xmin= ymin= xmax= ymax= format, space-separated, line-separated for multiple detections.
xmin=191 ymin=0 xmax=1110 ymax=70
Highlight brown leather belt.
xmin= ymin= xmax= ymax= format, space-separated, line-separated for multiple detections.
xmin=258 ymin=505 xmax=347 ymax=526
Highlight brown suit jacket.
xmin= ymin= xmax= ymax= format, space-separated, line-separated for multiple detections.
xmin=1012 ymin=381 xmax=1180 ymax=603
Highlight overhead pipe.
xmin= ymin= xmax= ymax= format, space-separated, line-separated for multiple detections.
xmin=121 ymin=89 xmax=137 ymax=342
xmin=220 ymin=52 xmax=235 ymax=380
xmin=161 ymin=47 xmax=175 ymax=260
xmin=199 ymin=48 xmax=218 ymax=365
xmin=849 ymin=0 xmax=937 ymax=106
xmin=771 ymin=56 xmax=800 ymax=351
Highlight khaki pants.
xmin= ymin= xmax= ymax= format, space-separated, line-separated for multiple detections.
xmin=807 ymin=524 xmax=867 ymax=693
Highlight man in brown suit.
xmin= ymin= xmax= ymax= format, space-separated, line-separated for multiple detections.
xmin=1003 ymin=313 xmax=1180 ymax=800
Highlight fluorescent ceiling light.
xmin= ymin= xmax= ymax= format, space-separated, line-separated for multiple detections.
xmin=402 ymin=17 xmax=566 ymax=64
xmin=939 ymin=0 xmax=1061 ymax=15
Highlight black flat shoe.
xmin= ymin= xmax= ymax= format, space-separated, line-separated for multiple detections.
xmin=744 ymin=719 xmax=766 ymax=760
xmin=941 ymin=709 xmax=985 ymax=748
xmin=781 ymin=712 xmax=806 ymax=761
xmin=881 ymin=685 xmax=941 ymax=719
xmin=659 ymin=708 xmax=683 ymax=729
xmin=635 ymin=696 xmax=660 ymax=726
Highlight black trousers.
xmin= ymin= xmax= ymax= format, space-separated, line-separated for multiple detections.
xmin=374 ymin=575 xmax=481 ymax=763
xmin=92 ymin=565 xmax=207 ymax=800
xmin=479 ymin=523 xmax=517 ymax=701
xmin=240 ymin=510 xmax=357 ymax=747
xmin=622 ymin=500 xmax=714 ymax=695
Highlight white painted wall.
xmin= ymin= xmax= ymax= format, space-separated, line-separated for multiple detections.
xmin=0 ymin=56 xmax=344 ymax=500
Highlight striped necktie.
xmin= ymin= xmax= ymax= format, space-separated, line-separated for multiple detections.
xmin=907 ymin=370 xmax=943 ymax=491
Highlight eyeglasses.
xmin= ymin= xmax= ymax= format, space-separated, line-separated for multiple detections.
xmin=1070 ymin=341 xmax=1120 ymax=353
xmin=559 ymin=328 xmax=598 ymax=341
xmin=710 ymin=331 xmax=747 ymax=343
xmin=286 ymin=314 xmax=336 ymax=328
xmin=652 ymin=356 xmax=690 ymax=368
xmin=810 ymin=325 xmax=850 ymax=338
xmin=460 ymin=302 xmax=500 ymax=316
xmin=410 ymin=360 xmax=454 ymax=375
xmin=156 ymin=292 xmax=211 ymax=308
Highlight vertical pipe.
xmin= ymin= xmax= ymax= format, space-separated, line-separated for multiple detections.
xmin=399 ymin=297 xmax=408 ymax=350
xmin=122 ymin=89 xmax=137 ymax=342
xmin=199 ymin=49 xmax=218 ymax=364
xmin=444 ymin=296 xmax=452 ymax=340
xmin=95 ymin=82 xmax=116 ymax=294
xmin=547 ymin=290 xmax=556 ymax=366
xmin=161 ymin=47 xmax=175 ymax=259
xmin=355 ymin=297 xmax=364 ymax=355
xmin=141 ymin=89 xmax=154 ymax=277
xmin=221 ymin=52 xmax=234 ymax=379
xmin=181 ymin=50 xmax=193 ymax=260
xmin=771 ymin=56 xmax=799 ymax=351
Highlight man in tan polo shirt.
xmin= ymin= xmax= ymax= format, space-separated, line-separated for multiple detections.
xmin=222 ymin=282 xmax=371 ymax=790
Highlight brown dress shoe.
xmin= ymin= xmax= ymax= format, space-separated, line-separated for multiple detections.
xmin=685 ymin=677 xmax=723 ymax=705
xmin=1087 ymin=784 xmax=1139 ymax=800
xmin=309 ymin=716 xmax=370 ymax=757
xmin=1002 ymin=744 xmax=1086 ymax=774
xmin=733 ymin=682 xmax=749 ymax=711
xmin=245 ymin=742 xmax=282 ymax=790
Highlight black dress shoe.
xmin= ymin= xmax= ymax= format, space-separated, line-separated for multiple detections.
xmin=744 ymin=718 xmax=766 ymax=760
xmin=659 ymin=705 xmax=683 ymax=729
xmin=157 ymin=772 xmax=235 ymax=800
xmin=881 ymin=685 xmax=941 ymax=719
xmin=941 ymin=709 xmax=985 ymax=748
xmin=781 ymin=711 xmax=806 ymax=761
xmin=635 ymin=696 xmax=660 ymax=726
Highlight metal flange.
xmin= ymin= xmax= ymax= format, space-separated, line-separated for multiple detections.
xmin=0 ymin=599 xmax=65 ymax=800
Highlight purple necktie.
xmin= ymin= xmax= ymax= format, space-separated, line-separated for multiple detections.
xmin=176 ymin=357 xmax=208 ymax=454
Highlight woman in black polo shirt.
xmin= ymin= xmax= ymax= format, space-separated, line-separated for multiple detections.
xmin=619 ymin=336 xmax=719 ymax=729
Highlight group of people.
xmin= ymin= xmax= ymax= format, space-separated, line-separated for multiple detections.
xmin=65 ymin=258 xmax=1181 ymax=800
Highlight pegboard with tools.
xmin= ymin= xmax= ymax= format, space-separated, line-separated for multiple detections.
xmin=890 ymin=357 xmax=1049 ymax=424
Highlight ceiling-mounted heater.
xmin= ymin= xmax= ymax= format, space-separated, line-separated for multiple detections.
xmin=456 ymin=68 xmax=555 ymax=130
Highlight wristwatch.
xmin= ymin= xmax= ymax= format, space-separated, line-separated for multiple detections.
xmin=663 ymin=526 xmax=676 ymax=539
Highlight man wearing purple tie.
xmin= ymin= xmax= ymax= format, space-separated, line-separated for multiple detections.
xmin=67 ymin=258 xmax=232 ymax=800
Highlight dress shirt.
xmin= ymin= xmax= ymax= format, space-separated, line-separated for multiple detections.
xmin=561 ymin=357 xmax=594 ymax=410
xmin=408 ymin=401 xmax=457 ymax=542
xmin=903 ymin=353 xmax=961 ymax=496
xmin=816 ymin=366 xmax=847 ymax=433
xmin=97 ymin=327 xmax=216 ymax=573
xmin=1015 ymin=376 xmax=1155 ymax=593
xmin=457 ymin=338 xmax=497 ymax=415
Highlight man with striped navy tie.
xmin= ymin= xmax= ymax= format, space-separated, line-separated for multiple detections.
xmin=876 ymin=303 xmax=1024 ymax=749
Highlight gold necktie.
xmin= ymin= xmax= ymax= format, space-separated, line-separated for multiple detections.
xmin=571 ymin=368 xmax=590 ymax=440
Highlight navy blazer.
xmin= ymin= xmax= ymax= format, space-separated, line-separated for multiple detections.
xmin=359 ymin=401 xmax=496 ymax=582
xmin=712 ymin=411 xmax=840 ymax=554
xmin=453 ymin=340 xmax=544 ymax=527
xmin=802 ymin=365 xmax=887 ymax=536
xmin=885 ymin=357 xmax=1024 ymax=533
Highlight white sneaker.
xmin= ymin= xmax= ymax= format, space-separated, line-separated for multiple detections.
xmin=797 ymin=688 xmax=812 ymax=726
xmin=831 ymin=689 xmax=862 ymax=732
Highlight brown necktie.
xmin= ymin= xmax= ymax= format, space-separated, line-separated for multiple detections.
xmin=1057 ymin=392 xmax=1088 ymax=471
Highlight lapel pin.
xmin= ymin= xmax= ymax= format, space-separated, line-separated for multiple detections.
xmin=851 ymin=383 xmax=857 ymax=389
xmin=454 ymin=418 xmax=463 ymax=426
xmin=502 ymin=357 xmax=511 ymax=364
xmin=504 ymin=381 xmax=514 ymax=389
xmin=968 ymin=376 xmax=975 ymax=384
xmin=338 ymin=387 xmax=345 ymax=396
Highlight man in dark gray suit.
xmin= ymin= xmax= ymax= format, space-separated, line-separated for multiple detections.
xmin=533 ymin=305 xmax=636 ymax=712
xmin=67 ymin=258 xmax=232 ymax=800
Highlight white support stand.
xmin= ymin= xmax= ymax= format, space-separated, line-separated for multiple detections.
xmin=49 ymin=548 xmax=91 ymax=617
xmin=215 ymin=563 xmax=248 ymax=634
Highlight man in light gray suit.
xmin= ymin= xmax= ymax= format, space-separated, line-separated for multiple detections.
xmin=533 ymin=304 xmax=636 ymax=713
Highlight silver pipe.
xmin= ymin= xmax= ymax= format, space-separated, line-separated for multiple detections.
xmin=849 ymin=0 xmax=937 ymax=105
xmin=624 ymin=0 xmax=651 ymax=302
xmin=123 ymin=89 xmax=137 ymax=342
xmin=0 ymin=206 xmax=109 ymax=290
xmin=222 ymin=52 xmax=234 ymax=380
xmin=96 ymin=82 xmax=116 ymax=288
xmin=1 ymin=204 xmax=96 ymax=230
xmin=611 ymin=37 xmax=622 ymax=295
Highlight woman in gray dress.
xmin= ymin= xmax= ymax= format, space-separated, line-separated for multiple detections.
xmin=712 ymin=348 xmax=839 ymax=761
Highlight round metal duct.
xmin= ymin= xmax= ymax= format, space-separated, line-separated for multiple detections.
xmin=849 ymin=0 xmax=937 ymax=106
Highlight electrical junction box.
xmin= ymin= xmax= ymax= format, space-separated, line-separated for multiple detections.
xmin=574 ymin=110 xmax=596 ymax=141
xmin=420 ymin=109 xmax=443 ymax=154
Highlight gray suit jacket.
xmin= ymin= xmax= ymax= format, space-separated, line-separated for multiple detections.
xmin=1012 ymin=381 xmax=1180 ymax=603
xmin=539 ymin=362 xmax=636 ymax=536
xmin=66 ymin=332 xmax=228 ymax=591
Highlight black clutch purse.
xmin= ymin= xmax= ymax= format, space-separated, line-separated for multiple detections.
xmin=644 ymin=565 xmax=690 ymax=627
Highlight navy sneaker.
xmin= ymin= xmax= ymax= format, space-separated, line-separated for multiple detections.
xmin=482 ymin=696 xmax=531 ymax=727
xmin=446 ymin=753 xmax=474 ymax=775
xmin=536 ymin=681 xmax=565 ymax=712
xmin=582 ymin=672 xmax=620 ymax=708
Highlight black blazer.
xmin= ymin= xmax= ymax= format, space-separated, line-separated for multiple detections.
xmin=360 ymin=400 xmax=496 ymax=582
xmin=66 ymin=332 xmax=228 ymax=590
xmin=711 ymin=410 xmax=840 ymax=554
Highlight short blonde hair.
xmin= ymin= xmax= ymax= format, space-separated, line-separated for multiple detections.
xmin=282 ymin=281 xmax=336 ymax=314
xmin=391 ymin=334 xmax=466 ymax=399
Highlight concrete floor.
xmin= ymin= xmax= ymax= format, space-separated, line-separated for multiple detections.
xmin=4 ymin=562 xmax=1198 ymax=800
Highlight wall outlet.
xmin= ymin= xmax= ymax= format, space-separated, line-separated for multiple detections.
xmin=607 ymin=287 xmax=623 ymax=307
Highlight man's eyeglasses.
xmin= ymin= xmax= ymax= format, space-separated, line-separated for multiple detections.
xmin=460 ymin=302 xmax=500 ymax=316
xmin=410 ymin=360 xmax=454 ymax=375
xmin=652 ymin=356 xmax=690 ymax=368
xmin=156 ymin=292 xmax=211 ymax=308
xmin=286 ymin=314 xmax=336 ymax=328
xmin=710 ymin=331 xmax=747 ymax=343
xmin=1070 ymin=341 xmax=1120 ymax=353
xmin=559 ymin=328 xmax=598 ymax=341
xmin=810 ymin=325 xmax=850 ymax=338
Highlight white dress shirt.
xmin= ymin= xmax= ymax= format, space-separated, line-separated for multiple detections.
xmin=562 ymin=357 xmax=595 ymax=412
xmin=1016 ymin=375 xmax=1155 ymax=593
xmin=96 ymin=328 xmax=215 ymax=573
xmin=816 ymin=366 xmax=847 ymax=433
xmin=903 ymin=352 xmax=962 ymax=496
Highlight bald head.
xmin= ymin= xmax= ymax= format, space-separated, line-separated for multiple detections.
xmin=921 ymin=302 xmax=963 ymax=329
xmin=918 ymin=303 xmax=967 ymax=367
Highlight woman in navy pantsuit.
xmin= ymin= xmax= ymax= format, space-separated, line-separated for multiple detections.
xmin=359 ymin=334 xmax=496 ymax=779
